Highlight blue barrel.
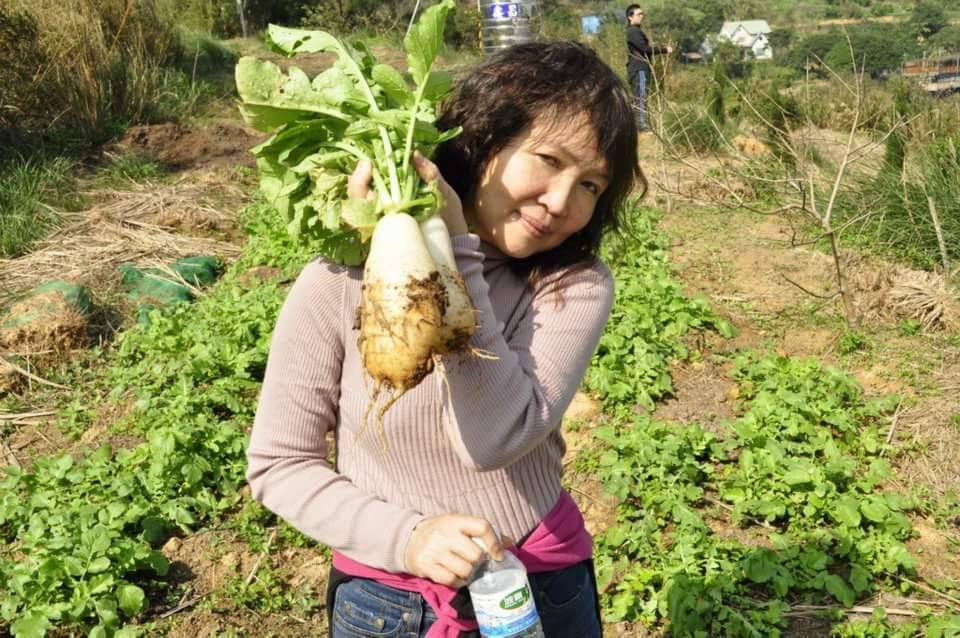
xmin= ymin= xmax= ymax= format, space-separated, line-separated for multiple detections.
xmin=479 ymin=1 xmax=540 ymax=55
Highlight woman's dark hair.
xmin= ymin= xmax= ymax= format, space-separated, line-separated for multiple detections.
xmin=435 ymin=40 xmax=645 ymax=283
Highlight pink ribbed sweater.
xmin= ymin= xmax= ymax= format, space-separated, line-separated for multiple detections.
xmin=246 ymin=233 xmax=613 ymax=573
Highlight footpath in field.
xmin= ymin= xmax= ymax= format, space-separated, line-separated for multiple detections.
xmin=3 ymin=101 xmax=960 ymax=638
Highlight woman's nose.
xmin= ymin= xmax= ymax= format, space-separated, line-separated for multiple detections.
xmin=539 ymin=177 xmax=575 ymax=216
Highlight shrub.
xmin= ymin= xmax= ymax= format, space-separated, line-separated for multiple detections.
xmin=171 ymin=0 xmax=304 ymax=38
xmin=661 ymin=104 xmax=726 ymax=154
xmin=300 ymin=0 xmax=419 ymax=37
xmin=591 ymin=18 xmax=628 ymax=83
xmin=822 ymin=23 xmax=920 ymax=79
xmin=737 ymin=80 xmax=802 ymax=163
xmin=0 ymin=10 xmax=46 ymax=144
xmin=910 ymin=0 xmax=948 ymax=39
xmin=643 ymin=0 xmax=726 ymax=58
xmin=794 ymin=78 xmax=893 ymax=133
xmin=926 ymin=26 xmax=960 ymax=55
xmin=446 ymin=2 xmax=480 ymax=52
xmin=712 ymin=40 xmax=753 ymax=80
xmin=2 ymin=0 xmax=180 ymax=145
xmin=784 ymin=31 xmax=845 ymax=74
xmin=541 ymin=2 xmax=580 ymax=40
xmin=839 ymin=132 xmax=960 ymax=270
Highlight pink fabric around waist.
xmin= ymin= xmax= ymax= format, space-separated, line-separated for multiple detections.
xmin=331 ymin=489 xmax=593 ymax=638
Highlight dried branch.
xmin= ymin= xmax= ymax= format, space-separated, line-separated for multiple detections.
xmin=784 ymin=604 xmax=918 ymax=618
xmin=900 ymin=576 xmax=960 ymax=611
xmin=882 ymin=400 xmax=904 ymax=454
xmin=245 ymin=528 xmax=278 ymax=586
xmin=0 ymin=356 xmax=68 ymax=389
xmin=780 ymin=274 xmax=839 ymax=300
xmin=925 ymin=195 xmax=950 ymax=273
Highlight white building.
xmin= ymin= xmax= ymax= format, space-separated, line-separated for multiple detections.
xmin=702 ymin=20 xmax=773 ymax=60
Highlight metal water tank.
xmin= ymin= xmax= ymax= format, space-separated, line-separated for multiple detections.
xmin=479 ymin=1 xmax=540 ymax=55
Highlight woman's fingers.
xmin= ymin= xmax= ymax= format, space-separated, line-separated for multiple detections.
xmin=450 ymin=533 xmax=486 ymax=565
xmin=412 ymin=150 xmax=440 ymax=182
xmin=442 ymin=552 xmax=478 ymax=582
xmin=404 ymin=514 xmax=503 ymax=584
xmin=413 ymin=152 xmax=468 ymax=235
xmin=347 ymin=159 xmax=373 ymax=200
xmin=348 ymin=155 xmax=467 ymax=235
xmin=425 ymin=564 xmax=462 ymax=588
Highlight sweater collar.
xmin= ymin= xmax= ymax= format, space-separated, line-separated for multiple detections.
xmin=479 ymin=239 xmax=512 ymax=274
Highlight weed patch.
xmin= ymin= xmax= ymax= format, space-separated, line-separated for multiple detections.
xmin=0 ymin=157 xmax=73 ymax=258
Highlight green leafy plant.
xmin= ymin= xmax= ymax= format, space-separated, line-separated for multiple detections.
xmin=838 ymin=329 xmax=869 ymax=354
xmin=591 ymin=352 xmax=913 ymax=636
xmin=235 ymin=0 xmax=458 ymax=265
xmin=587 ymin=204 xmax=735 ymax=411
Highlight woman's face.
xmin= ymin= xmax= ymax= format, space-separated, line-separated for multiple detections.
xmin=467 ymin=114 xmax=610 ymax=259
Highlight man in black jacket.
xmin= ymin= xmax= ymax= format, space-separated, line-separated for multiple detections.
xmin=625 ymin=5 xmax=672 ymax=132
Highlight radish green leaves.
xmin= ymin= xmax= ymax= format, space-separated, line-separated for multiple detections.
xmin=235 ymin=0 xmax=459 ymax=265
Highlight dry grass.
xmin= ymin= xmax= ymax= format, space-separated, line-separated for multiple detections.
xmin=887 ymin=271 xmax=957 ymax=331
xmin=0 ymin=181 xmax=242 ymax=307
xmin=2 ymin=0 xmax=178 ymax=139
xmin=840 ymin=254 xmax=958 ymax=330
xmin=893 ymin=398 xmax=960 ymax=501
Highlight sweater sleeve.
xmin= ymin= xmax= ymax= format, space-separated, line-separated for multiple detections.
xmin=439 ymin=235 xmax=614 ymax=470
xmin=246 ymin=260 xmax=424 ymax=573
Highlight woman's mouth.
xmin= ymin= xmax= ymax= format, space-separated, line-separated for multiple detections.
xmin=519 ymin=214 xmax=548 ymax=238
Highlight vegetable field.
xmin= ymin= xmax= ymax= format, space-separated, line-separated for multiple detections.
xmin=3 ymin=17 xmax=960 ymax=638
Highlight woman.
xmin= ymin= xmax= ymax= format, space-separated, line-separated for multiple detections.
xmin=247 ymin=40 xmax=643 ymax=638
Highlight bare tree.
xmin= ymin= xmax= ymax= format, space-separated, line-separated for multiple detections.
xmin=648 ymin=36 xmax=916 ymax=326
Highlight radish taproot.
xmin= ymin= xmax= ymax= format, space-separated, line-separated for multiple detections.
xmin=236 ymin=0 xmax=477 ymax=445
xmin=420 ymin=215 xmax=476 ymax=354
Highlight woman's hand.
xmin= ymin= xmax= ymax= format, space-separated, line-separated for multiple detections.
xmin=404 ymin=514 xmax=504 ymax=587
xmin=412 ymin=152 xmax=468 ymax=236
xmin=346 ymin=154 xmax=468 ymax=236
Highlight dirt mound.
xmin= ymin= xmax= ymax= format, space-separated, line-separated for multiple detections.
xmin=1 ymin=287 xmax=91 ymax=356
xmin=733 ymin=134 xmax=769 ymax=156
xmin=119 ymin=122 xmax=264 ymax=171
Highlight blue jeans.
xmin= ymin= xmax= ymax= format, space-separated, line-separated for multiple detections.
xmin=630 ymin=70 xmax=648 ymax=131
xmin=329 ymin=560 xmax=602 ymax=638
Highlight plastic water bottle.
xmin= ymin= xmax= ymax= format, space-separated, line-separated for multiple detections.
xmin=468 ymin=539 xmax=545 ymax=638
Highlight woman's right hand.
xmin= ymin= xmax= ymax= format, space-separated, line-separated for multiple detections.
xmin=404 ymin=514 xmax=504 ymax=587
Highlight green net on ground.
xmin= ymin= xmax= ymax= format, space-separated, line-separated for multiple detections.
xmin=119 ymin=256 xmax=221 ymax=325
xmin=1 ymin=280 xmax=94 ymax=329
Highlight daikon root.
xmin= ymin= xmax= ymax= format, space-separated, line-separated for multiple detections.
xmin=357 ymin=213 xmax=476 ymax=447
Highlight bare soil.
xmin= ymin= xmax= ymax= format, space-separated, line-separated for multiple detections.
xmin=118 ymin=121 xmax=263 ymax=172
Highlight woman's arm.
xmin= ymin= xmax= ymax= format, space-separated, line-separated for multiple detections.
xmin=438 ymin=235 xmax=614 ymax=470
xmin=246 ymin=260 xmax=424 ymax=573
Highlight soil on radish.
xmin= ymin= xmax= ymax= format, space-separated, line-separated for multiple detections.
xmin=359 ymin=271 xmax=447 ymax=392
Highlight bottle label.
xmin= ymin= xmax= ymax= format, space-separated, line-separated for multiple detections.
xmin=472 ymin=583 xmax=540 ymax=637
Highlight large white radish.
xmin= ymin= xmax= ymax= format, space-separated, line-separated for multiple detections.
xmin=419 ymin=215 xmax=476 ymax=353
xmin=358 ymin=213 xmax=444 ymax=445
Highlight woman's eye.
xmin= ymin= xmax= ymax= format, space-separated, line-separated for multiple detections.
xmin=581 ymin=181 xmax=599 ymax=195
xmin=537 ymin=153 xmax=560 ymax=167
